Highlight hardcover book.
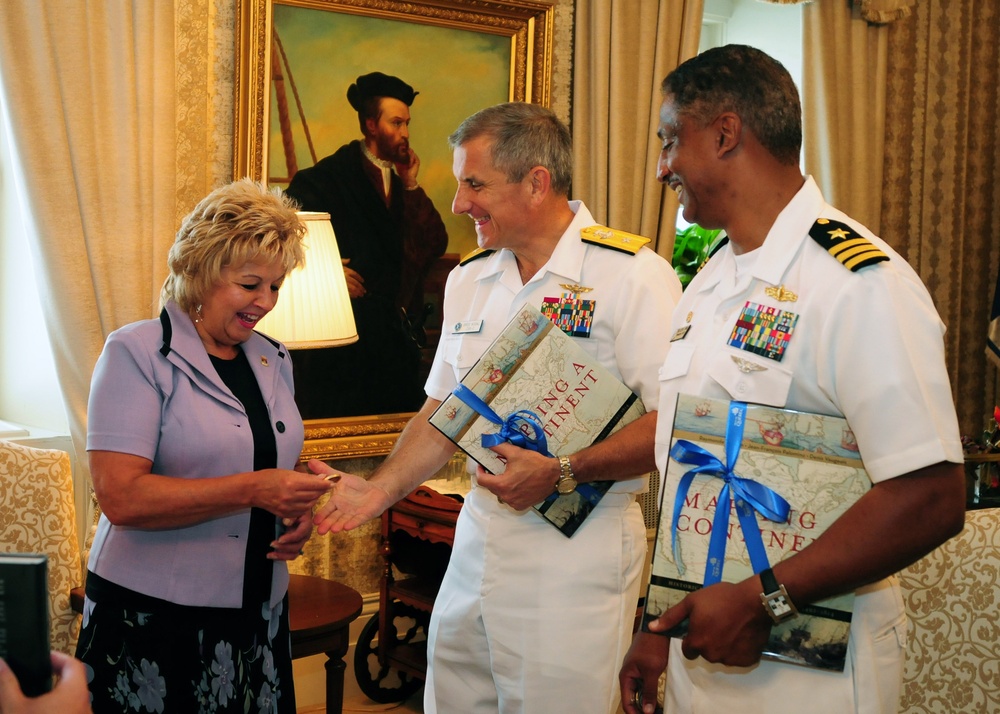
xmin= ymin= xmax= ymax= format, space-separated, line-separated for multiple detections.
xmin=429 ymin=303 xmax=645 ymax=537
xmin=643 ymin=394 xmax=871 ymax=671
xmin=0 ymin=554 xmax=51 ymax=696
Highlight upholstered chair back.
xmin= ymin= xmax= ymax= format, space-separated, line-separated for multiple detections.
xmin=898 ymin=507 xmax=1000 ymax=713
xmin=0 ymin=439 xmax=83 ymax=653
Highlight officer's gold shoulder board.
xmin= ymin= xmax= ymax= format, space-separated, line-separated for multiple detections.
xmin=459 ymin=247 xmax=495 ymax=266
xmin=580 ymin=225 xmax=651 ymax=255
xmin=809 ymin=218 xmax=889 ymax=272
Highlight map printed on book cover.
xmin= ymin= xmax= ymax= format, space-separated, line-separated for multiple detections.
xmin=429 ymin=303 xmax=645 ymax=537
xmin=643 ymin=394 xmax=871 ymax=671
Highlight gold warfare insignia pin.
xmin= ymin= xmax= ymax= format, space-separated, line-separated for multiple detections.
xmin=559 ymin=283 xmax=593 ymax=295
xmin=764 ymin=285 xmax=798 ymax=302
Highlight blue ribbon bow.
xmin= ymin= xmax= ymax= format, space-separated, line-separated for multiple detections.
xmin=669 ymin=401 xmax=791 ymax=584
xmin=452 ymin=384 xmax=553 ymax=457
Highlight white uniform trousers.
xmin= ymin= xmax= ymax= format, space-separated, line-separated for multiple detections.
xmin=664 ymin=576 xmax=908 ymax=714
xmin=423 ymin=486 xmax=646 ymax=714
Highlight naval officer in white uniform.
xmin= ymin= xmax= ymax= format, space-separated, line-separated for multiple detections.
xmin=313 ymin=101 xmax=681 ymax=713
xmin=619 ymin=45 xmax=965 ymax=714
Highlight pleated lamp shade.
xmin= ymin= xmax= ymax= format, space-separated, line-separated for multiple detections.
xmin=257 ymin=211 xmax=358 ymax=348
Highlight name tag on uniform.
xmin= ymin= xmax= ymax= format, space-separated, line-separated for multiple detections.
xmin=453 ymin=320 xmax=484 ymax=334
xmin=670 ymin=325 xmax=691 ymax=342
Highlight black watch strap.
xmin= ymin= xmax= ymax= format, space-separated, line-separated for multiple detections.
xmin=760 ymin=567 xmax=781 ymax=595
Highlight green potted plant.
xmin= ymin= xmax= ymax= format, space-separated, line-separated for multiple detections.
xmin=672 ymin=223 xmax=724 ymax=289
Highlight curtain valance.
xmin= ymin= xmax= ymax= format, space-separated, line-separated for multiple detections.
xmin=760 ymin=0 xmax=915 ymax=24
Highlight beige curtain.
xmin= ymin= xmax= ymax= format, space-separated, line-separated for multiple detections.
xmin=572 ymin=0 xmax=704 ymax=260
xmin=880 ymin=1 xmax=1000 ymax=438
xmin=0 ymin=1 xmax=177 ymax=527
xmin=801 ymin=0 xmax=1000 ymax=439
xmin=802 ymin=0 xmax=889 ymax=232
xmin=0 ymin=0 xmax=303 ymax=577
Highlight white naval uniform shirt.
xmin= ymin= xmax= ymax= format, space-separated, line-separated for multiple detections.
xmin=655 ymin=177 xmax=963 ymax=714
xmin=426 ymin=200 xmax=682 ymax=494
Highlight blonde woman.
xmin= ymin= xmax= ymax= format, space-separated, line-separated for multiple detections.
xmin=77 ymin=180 xmax=331 ymax=713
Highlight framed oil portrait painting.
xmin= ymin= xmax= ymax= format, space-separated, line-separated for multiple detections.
xmin=234 ymin=0 xmax=555 ymax=457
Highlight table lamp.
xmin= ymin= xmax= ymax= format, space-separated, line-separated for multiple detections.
xmin=257 ymin=211 xmax=358 ymax=348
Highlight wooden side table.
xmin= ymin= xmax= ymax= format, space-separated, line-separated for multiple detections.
xmin=288 ymin=574 xmax=363 ymax=714
xmin=965 ymin=452 xmax=1000 ymax=509
xmin=350 ymin=485 xmax=462 ymax=703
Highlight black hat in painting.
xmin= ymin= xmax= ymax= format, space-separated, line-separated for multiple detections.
xmin=347 ymin=72 xmax=418 ymax=109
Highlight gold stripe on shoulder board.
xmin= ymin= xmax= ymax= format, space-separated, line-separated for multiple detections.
xmin=459 ymin=247 xmax=496 ymax=266
xmin=580 ymin=225 xmax=651 ymax=255
xmin=809 ymin=218 xmax=889 ymax=272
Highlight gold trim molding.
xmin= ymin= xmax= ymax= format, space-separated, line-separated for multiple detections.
xmin=300 ymin=413 xmax=412 ymax=460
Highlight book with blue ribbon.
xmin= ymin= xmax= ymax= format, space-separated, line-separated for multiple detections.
xmin=642 ymin=394 xmax=870 ymax=671
xmin=428 ymin=302 xmax=645 ymax=537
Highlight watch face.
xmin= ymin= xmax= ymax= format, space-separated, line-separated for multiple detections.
xmin=761 ymin=589 xmax=798 ymax=623
xmin=557 ymin=478 xmax=577 ymax=495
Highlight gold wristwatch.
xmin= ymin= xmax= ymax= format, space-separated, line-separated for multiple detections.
xmin=556 ymin=456 xmax=578 ymax=495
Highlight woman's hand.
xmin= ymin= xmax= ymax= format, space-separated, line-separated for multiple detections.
xmin=269 ymin=512 xmax=313 ymax=561
xmin=253 ymin=469 xmax=333 ymax=520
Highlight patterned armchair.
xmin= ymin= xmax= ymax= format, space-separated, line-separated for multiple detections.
xmin=898 ymin=507 xmax=1000 ymax=713
xmin=0 ymin=439 xmax=83 ymax=654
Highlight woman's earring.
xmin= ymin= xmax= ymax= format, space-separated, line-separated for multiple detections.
xmin=193 ymin=304 xmax=203 ymax=324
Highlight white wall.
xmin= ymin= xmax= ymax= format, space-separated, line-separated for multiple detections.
xmin=722 ymin=0 xmax=803 ymax=96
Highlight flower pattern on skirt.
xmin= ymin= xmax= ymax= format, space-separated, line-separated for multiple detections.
xmin=77 ymin=595 xmax=294 ymax=714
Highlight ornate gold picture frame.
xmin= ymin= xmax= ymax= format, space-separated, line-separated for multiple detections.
xmin=234 ymin=0 xmax=554 ymax=457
